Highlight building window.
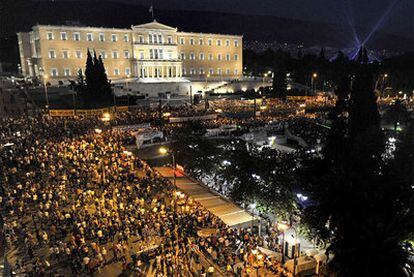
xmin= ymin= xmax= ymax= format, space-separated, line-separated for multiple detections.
xmin=47 ymin=32 xmax=54 ymax=40
xmin=234 ymin=54 xmax=238 ymax=61
xmin=48 ymin=50 xmax=56 ymax=59
xmin=75 ymin=50 xmax=82 ymax=59
xmin=180 ymin=52 xmax=185 ymax=60
xmin=199 ymin=38 xmax=204 ymax=45
xmin=100 ymin=51 xmax=106 ymax=59
xmin=217 ymin=39 xmax=221 ymax=46
xmin=111 ymin=34 xmax=118 ymax=42
xmin=190 ymin=68 xmax=196 ymax=75
xmin=112 ymin=51 xmax=118 ymax=59
xmin=180 ymin=37 xmax=185 ymax=44
xmin=217 ymin=68 xmax=222 ymax=75
xmin=217 ymin=54 xmax=222 ymax=61
xmin=149 ymin=49 xmax=154 ymax=59
xmin=86 ymin=33 xmax=93 ymax=41
xmin=159 ymin=49 xmax=163 ymax=59
xmin=234 ymin=69 xmax=238 ymax=75
xmin=226 ymin=68 xmax=230 ymax=75
xmin=99 ymin=33 xmax=105 ymax=42
xmin=153 ymin=34 xmax=158 ymax=44
xmin=114 ymin=68 xmax=120 ymax=75
xmin=199 ymin=53 xmax=205 ymax=60
xmin=226 ymin=40 xmax=230 ymax=46
xmin=64 ymin=68 xmax=71 ymax=76
xmin=199 ymin=68 xmax=204 ymax=75
xmin=167 ymin=36 xmax=172 ymax=44
xmin=139 ymin=35 xmax=144 ymax=43
xmin=208 ymin=53 xmax=213 ymax=60
xmin=208 ymin=39 xmax=212 ymax=46
xmin=73 ymin=33 xmax=80 ymax=41
xmin=125 ymin=68 xmax=131 ymax=76
xmin=190 ymin=52 xmax=195 ymax=60
xmin=158 ymin=34 xmax=162 ymax=44
xmin=60 ymin=32 xmax=67 ymax=41
xmin=226 ymin=53 xmax=230 ymax=61
xmin=140 ymin=52 xmax=144 ymax=59
xmin=51 ymin=68 xmax=58 ymax=76
xmin=209 ymin=68 xmax=214 ymax=75
xmin=182 ymin=68 xmax=186 ymax=75
xmin=189 ymin=38 xmax=194 ymax=45
xmin=234 ymin=40 xmax=239 ymax=47
xmin=124 ymin=50 xmax=130 ymax=59
xmin=124 ymin=34 xmax=129 ymax=42
xmin=62 ymin=50 xmax=69 ymax=59
xmin=148 ymin=34 xmax=153 ymax=43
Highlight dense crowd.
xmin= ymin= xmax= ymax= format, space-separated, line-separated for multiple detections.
xmin=0 ymin=114 xmax=293 ymax=276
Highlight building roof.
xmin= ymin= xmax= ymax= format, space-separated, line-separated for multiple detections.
xmin=131 ymin=20 xmax=177 ymax=31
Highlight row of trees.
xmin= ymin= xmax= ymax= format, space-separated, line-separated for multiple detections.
xmin=299 ymin=47 xmax=414 ymax=276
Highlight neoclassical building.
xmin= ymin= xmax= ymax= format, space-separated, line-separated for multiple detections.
xmin=17 ymin=21 xmax=243 ymax=84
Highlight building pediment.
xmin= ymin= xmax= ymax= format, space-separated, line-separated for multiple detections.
xmin=131 ymin=20 xmax=177 ymax=32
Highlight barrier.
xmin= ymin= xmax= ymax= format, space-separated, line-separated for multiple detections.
xmin=48 ymin=106 xmax=129 ymax=117
xmin=169 ymin=113 xmax=218 ymax=123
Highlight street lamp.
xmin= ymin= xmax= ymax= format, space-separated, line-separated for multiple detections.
xmin=159 ymin=147 xmax=176 ymax=187
xmin=277 ymin=222 xmax=289 ymax=264
xmin=310 ymin=73 xmax=318 ymax=96
xmin=101 ymin=112 xmax=111 ymax=122
xmin=43 ymin=75 xmax=50 ymax=109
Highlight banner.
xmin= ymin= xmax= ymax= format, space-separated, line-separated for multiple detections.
xmin=169 ymin=114 xmax=217 ymax=123
xmin=48 ymin=106 xmax=129 ymax=117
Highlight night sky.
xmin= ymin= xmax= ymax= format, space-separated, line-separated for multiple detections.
xmin=115 ymin=0 xmax=413 ymax=40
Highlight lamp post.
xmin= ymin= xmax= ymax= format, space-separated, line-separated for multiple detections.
xmin=43 ymin=75 xmax=50 ymax=109
xmin=205 ymin=73 xmax=210 ymax=91
xmin=310 ymin=73 xmax=317 ymax=96
xmin=277 ymin=222 xmax=289 ymax=264
xmin=159 ymin=147 xmax=176 ymax=187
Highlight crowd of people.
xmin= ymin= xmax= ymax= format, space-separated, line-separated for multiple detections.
xmin=0 ymin=114 xmax=295 ymax=276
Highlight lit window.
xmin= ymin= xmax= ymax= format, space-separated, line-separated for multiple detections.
xmin=234 ymin=69 xmax=238 ymax=75
xmin=190 ymin=68 xmax=196 ymax=75
xmin=114 ymin=68 xmax=120 ymax=75
xmin=125 ymin=68 xmax=131 ymax=76
xmin=124 ymin=34 xmax=129 ymax=42
xmin=64 ymin=68 xmax=71 ymax=76
xmin=217 ymin=68 xmax=222 ymax=75
xmin=99 ymin=33 xmax=105 ymax=42
xmin=209 ymin=68 xmax=214 ymax=75
xmin=217 ymin=39 xmax=221 ymax=46
xmin=234 ymin=40 xmax=239 ymax=47
xmin=226 ymin=40 xmax=230 ymax=46
xmin=60 ymin=32 xmax=67 ymax=41
xmin=47 ymin=32 xmax=54 ymax=40
xmin=199 ymin=53 xmax=205 ymax=60
xmin=48 ymin=50 xmax=56 ymax=59
xmin=226 ymin=53 xmax=230 ymax=61
xmin=217 ymin=54 xmax=222 ymax=61
xmin=199 ymin=68 xmax=204 ymax=75
xmin=112 ymin=51 xmax=118 ymax=59
xmin=62 ymin=50 xmax=69 ymax=59
xmin=180 ymin=52 xmax=185 ymax=60
xmin=234 ymin=54 xmax=238 ymax=61
xmin=51 ymin=68 xmax=58 ymax=76
xmin=208 ymin=53 xmax=213 ymax=60
xmin=75 ymin=50 xmax=82 ymax=59
xmin=111 ymin=34 xmax=117 ymax=42
xmin=86 ymin=33 xmax=93 ymax=41
xmin=124 ymin=50 xmax=130 ymax=59
xmin=73 ymin=33 xmax=81 ymax=41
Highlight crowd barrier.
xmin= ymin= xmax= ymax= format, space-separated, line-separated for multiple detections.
xmin=48 ymin=106 xmax=129 ymax=117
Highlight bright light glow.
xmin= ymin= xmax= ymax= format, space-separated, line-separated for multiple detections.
xmin=162 ymin=112 xmax=171 ymax=117
xmin=44 ymin=75 xmax=49 ymax=80
xmin=277 ymin=222 xmax=289 ymax=231
xmin=264 ymin=73 xmax=268 ymax=77
xmin=384 ymin=74 xmax=388 ymax=78
xmin=101 ymin=112 xmax=111 ymax=122
xmin=250 ymin=203 xmax=257 ymax=209
xmin=398 ymin=91 xmax=403 ymax=95
xmin=388 ymin=137 xmax=396 ymax=143
xmin=123 ymin=150 xmax=133 ymax=156
xmin=159 ymin=147 xmax=168 ymax=155
xmin=94 ymin=128 xmax=102 ymax=134
xmin=286 ymin=73 xmax=291 ymax=77
xmin=259 ymin=106 xmax=267 ymax=110
xmin=313 ymin=73 xmax=318 ymax=78
xmin=215 ymin=109 xmax=223 ymax=113
xmin=297 ymin=193 xmax=308 ymax=202
xmin=222 ymin=160 xmax=231 ymax=166
xmin=252 ymin=174 xmax=261 ymax=180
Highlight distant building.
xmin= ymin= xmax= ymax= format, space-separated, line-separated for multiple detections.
xmin=17 ymin=21 xmax=243 ymax=84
